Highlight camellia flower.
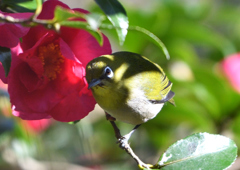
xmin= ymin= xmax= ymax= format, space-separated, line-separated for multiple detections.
xmin=221 ymin=53 xmax=240 ymax=93
xmin=0 ymin=0 xmax=112 ymax=122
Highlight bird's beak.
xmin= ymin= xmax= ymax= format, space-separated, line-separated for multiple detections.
xmin=88 ymin=78 xmax=102 ymax=89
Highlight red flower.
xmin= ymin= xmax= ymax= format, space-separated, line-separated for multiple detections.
xmin=221 ymin=53 xmax=240 ymax=93
xmin=1 ymin=0 xmax=111 ymax=122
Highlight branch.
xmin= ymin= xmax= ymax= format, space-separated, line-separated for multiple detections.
xmin=0 ymin=13 xmax=53 ymax=28
xmin=108 ymin=120 xmax=155 ymax=169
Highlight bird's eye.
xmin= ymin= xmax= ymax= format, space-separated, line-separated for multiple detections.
xmin=104 ymin=66 xmax=114 ymax=78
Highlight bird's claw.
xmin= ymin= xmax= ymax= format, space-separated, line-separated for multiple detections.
xmin=117 ymin=136 xmax=129 ymax=149
xmin=138 ymin=163 xmax=154 ymax=170
xmin=116 ymin=134 xmax=154 ymax=169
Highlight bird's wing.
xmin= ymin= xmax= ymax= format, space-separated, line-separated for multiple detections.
xmin=149 ymin=64 xmax=175 ymax=105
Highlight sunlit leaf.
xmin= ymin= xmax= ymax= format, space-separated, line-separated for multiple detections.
xmin=0 ymin=47 xmax=11 ymax=77
xmin=85 ymin=13 xmax=105 ymax=31
xmin=157 ymin=132 xmax=237 ymax=170
xmin=53 ymin=6 xmax=83 ymax=22
xmin=95 ymin=0 xmax=129 ymax=45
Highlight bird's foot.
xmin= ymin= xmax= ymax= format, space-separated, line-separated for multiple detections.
xmin=117 ymin=135 xmax=153 ymax=169
xmin=117 ymin=136 xmax=129 ymax=149
xmin=138 ymin=162 xmax=154 ymax=170
xmin=117 ymin=131 xmax=133 ymax=148
xmin=116 ymin=127 xmax=137 ymax=148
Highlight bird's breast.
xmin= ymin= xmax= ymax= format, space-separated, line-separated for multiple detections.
xmin=91 ymin=79 xmax=164 ymax=125
xmin=96 ymin=87 xmax=163 ymax=125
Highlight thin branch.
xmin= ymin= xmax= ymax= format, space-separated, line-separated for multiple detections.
xmin=0 ymin=13 xmax=51 ymax=27
xmin=108 ymin=120 xmax=155 ymax=169
xmin=0 ymin=13 xmax=31 ymax=24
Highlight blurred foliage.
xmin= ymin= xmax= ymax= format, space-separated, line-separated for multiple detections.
xmin=1 ymin=0 xmax=240 ymax=169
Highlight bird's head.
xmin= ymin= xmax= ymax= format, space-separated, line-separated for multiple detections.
xmin=86 ymin=55 xmax=116 ymax=89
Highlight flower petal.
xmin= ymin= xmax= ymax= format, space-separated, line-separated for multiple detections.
xmin=13 ymin=108 xmax=51 ymax=120
xmin=0 ymin=12 xmax=32 ymax=48
xmin=37 ymin=0 xmax=70 ymax=19
xmin=50 ymin=87 xmax=96 ymax=122
xmin=60 ymin=27 xmax=112 ymax=68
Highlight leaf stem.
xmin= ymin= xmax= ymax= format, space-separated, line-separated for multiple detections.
xmin=100 ymin=24 xmax=170 ymax=60
xmin=130 ymin=26 xmax=170 ymax=60
xmin=0 ymin=12 xmax=50 ymax=27
xmin=33 ymin=0 xmax=43 ymax=18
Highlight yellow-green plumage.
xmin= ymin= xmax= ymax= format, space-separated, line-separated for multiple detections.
xmin=86 ymin=51 xmax=174 ymax=125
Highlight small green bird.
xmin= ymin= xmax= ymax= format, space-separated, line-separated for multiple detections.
xmin=86 ymin=51 xmax=174 ymax=145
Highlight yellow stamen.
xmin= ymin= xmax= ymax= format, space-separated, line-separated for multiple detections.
xmin=38 ymin=43 xmax=64 ymax=80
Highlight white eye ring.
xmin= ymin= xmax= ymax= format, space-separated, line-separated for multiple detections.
xmin=104 ymin=66 xmax=114 ymax=78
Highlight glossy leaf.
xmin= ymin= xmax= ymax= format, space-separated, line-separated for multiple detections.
xmin=157 ymin=133 xmax=237 ymax=170
xmin=85 ymin=13 xmax=105 ymax=31
xmin=95 ymin=0 xmax=129 ymax=45
xmin=0 ymin=47 xmax=11 ymax=77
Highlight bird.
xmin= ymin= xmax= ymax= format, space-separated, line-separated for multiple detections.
xmin=85 ymin=51 xmax=175 ymax=147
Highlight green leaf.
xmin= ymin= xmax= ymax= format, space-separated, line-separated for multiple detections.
xmin=0 ymin=47 xmax=11 ymax=77
xmin=132 ymin=26 xmax=170 ymax=60
xmin=68 ymin=120 xmax=81 ymax=125
xmin=17 ymin=0 xmax=37 ymax=10
xmin=157 ymin=132 xmax=237 ymax=170
xmin=95 ymin=0 xmax=129 ymax=45
xmin=85 ymin=13 xmax=105 ymax=31
xmin=53 ymin=6 xmax=84 ymax=22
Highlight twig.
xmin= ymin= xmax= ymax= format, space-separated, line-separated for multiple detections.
xmin=108 ymin=119 xmax=154 ymax=169
xmin=0 ymin=12 xmax=52 ymax=28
